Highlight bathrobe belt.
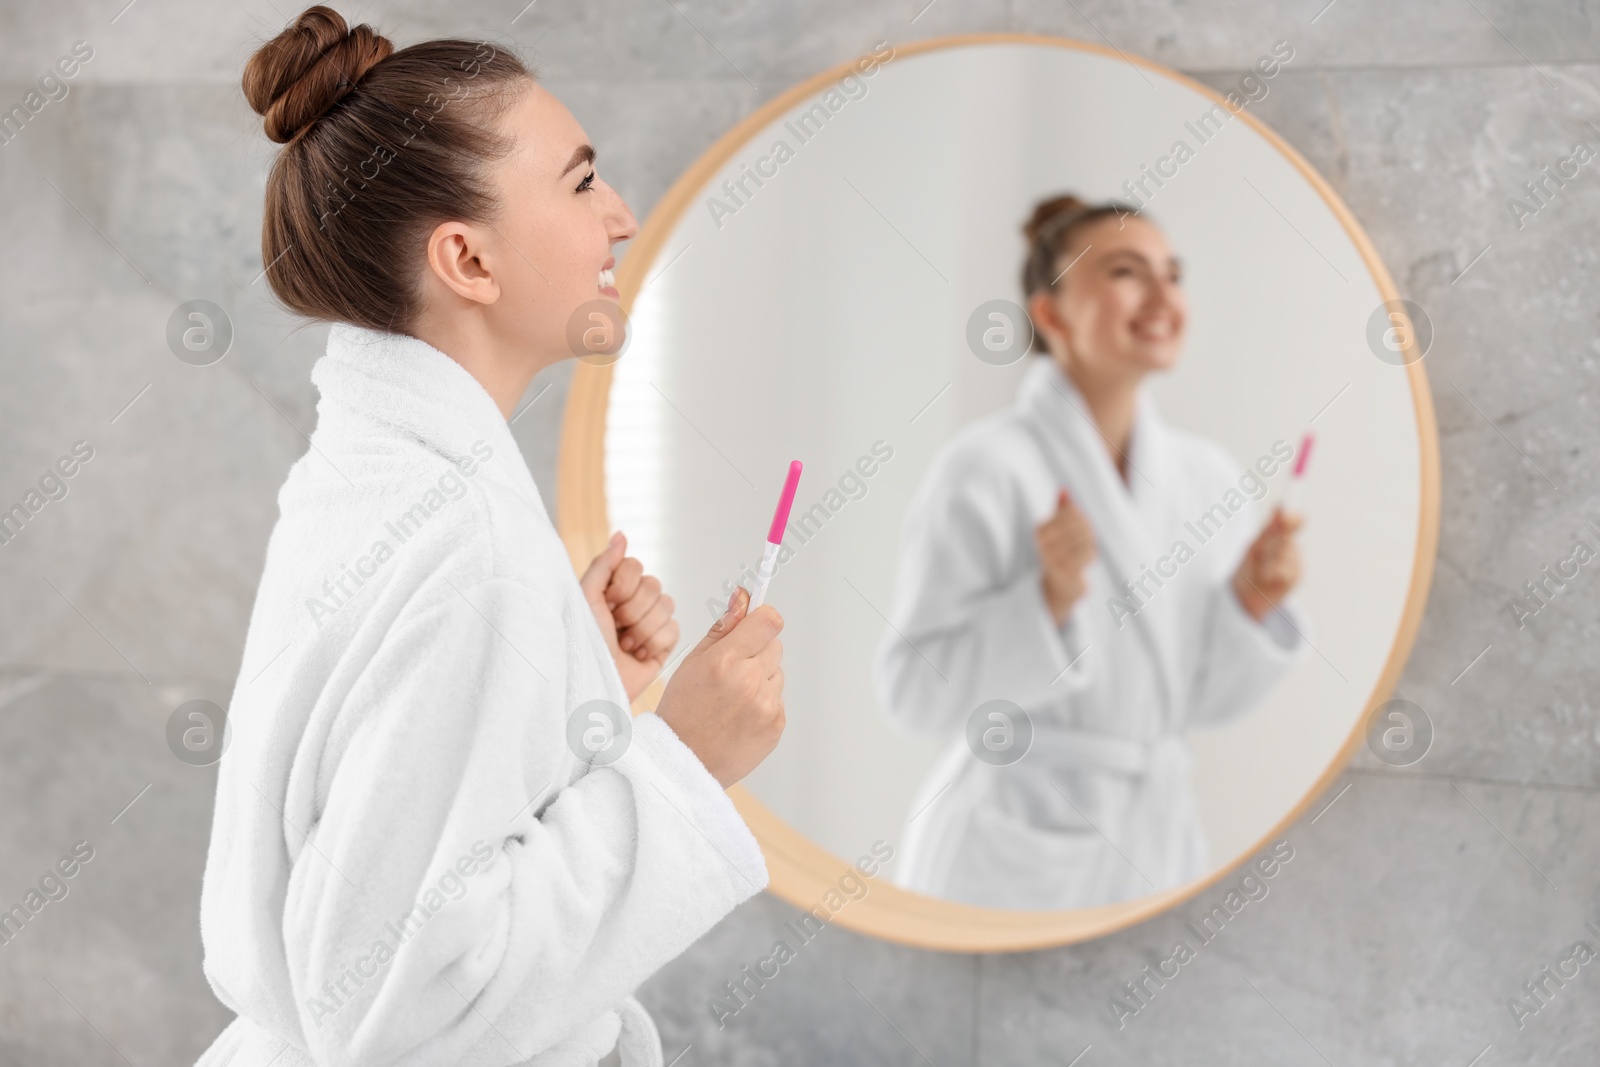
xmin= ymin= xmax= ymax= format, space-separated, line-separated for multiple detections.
xmin=1025 ymin=724 xmax=1189 ymax=777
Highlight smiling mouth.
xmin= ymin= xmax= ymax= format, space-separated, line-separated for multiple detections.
xmin=1132 ymin=317 xmax=1176 ymax=341
xmin=598 ymin=267 xmax=615 ymax=289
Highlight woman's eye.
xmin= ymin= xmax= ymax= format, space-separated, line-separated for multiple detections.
xmin=577 ymin=169 xmax=596 ymax=192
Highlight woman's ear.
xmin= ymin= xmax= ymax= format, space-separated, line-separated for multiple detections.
xmin=425 ymin=220 xmax=502 ymax=307
xmin=1028 ymin=288 xmax=1069 ymax=356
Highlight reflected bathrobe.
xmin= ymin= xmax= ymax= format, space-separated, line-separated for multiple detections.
xmin=872 ymin=355 xmax=1307 ymax=911
xmin=196 ymin=324 xmax=767 ymax=1067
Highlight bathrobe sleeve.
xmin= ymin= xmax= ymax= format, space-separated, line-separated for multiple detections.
xmin=872 ymin=453 xmax=1092 ymax=739
xmin=1180 ymin=441 xmax=1311 ymax=730
xmin=1186 ymin=574 xmax=1309 ymax=730
xmin=282 ymin=574 xmax=767 ymax=1067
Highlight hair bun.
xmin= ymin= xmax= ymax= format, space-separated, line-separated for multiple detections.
xmin=1022 ymin=194 xmax=1090 ymax=244
xmin=243 ymin=5 xmax=393 ymax=144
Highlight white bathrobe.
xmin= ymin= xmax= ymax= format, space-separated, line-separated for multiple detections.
xmin=873 ymin=355 xmax=1307 ymax=911
xmin=196 ymin=323 xmax=768 ymax=1067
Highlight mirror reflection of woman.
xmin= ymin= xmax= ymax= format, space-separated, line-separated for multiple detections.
xmin=873 ymin=195 xmax=1309 ymax=911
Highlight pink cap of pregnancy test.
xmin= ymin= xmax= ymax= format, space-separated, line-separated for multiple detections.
xmin=767 ymin=461 xmax=803 ymax=544
xmin=1292 ymin=432 xmax=1315 ymax=478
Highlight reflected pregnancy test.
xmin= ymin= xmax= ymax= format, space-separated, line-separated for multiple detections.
xmin=748 ymin=460 xmax=803 ymax=610
xmin=1281 ymin=431 xmax=1315 ymax=512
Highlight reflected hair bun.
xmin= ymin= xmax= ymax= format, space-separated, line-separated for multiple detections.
xmin=242 ymin=4 xmax=394 ymax=144
xmin=1021 ymin=194 xmax=1092 ymax=245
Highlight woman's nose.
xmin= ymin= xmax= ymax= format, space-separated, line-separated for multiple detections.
xmin=1149 ymin=277 xmax=1183 ymax=315
xmin=606 ymin=186 xmax=638 ymax=244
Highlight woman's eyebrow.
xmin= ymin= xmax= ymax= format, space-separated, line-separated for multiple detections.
xmin=560 ymin=144 xmax=596 ymax=177
xmin=1099 ymin=248 xmax=1180 ymax=271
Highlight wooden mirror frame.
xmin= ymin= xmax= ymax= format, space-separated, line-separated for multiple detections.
xmin=556 ymin=32 xmax=1440 ymax=952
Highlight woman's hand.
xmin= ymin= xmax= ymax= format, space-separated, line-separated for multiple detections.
xmin=579 ymin=531 xmax=680 ymax=702
xmin=655 ymin=587 xmax=785 ymax=789
xmin=1232 ymin=507 xmax=1304 ymax=622
xmin=1036 ymin=488 xmax=1097 ymax=626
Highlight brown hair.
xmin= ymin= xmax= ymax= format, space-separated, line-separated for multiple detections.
xmin=1020 ymin=194 xmax=1141 ymax=354
xmin=242 ymin=6 xmax=533 ymax=334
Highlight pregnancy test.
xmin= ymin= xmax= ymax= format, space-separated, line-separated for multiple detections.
xmin=1281 ymin=431 xmax=1314 ymax=513
xmin=748 ymin=460 xmax=803 ymax=610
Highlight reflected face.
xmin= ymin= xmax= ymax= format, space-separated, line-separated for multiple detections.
xmin=1035 ymin=215 xmax=1186 ymax=380
xmin=486 ymin=83 xmax=637 ymax=355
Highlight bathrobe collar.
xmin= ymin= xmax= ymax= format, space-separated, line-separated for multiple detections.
xmin=1016 ymin=355 xmax=1167 ymax=575
xmin=1016 ymin=354 xmax=1182 ymax=727
xmin=313 ymin=322 xmax=547 ymax=517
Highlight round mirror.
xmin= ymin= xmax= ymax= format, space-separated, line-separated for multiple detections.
xmin=559 ymin=33 xmax=1437 ymax=949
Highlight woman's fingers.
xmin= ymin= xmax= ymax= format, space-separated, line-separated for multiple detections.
xmin=1038 ymin=517 xmax=1096 ymax=572
xmin=1247 ymin=538 xmax=1300 ymax=597
xmin=617 ymin=586 xmax=672 ymax=651
xmin=1270 ymin=548 xmax=1301 ymax=585
xmin=604 ymin=556 xmax=646 ymax=608
xmin=1259 ymin=529 xmax=1300 ymax=564
xmin=755 ymin=635 xmax=782 ymax=677
xmin=1263 ymin=508 xmax=1304 ymax=537
xmin=720 ymin=604 xmax=784 ymax=660
xmin=1251 ymin=518 xmax=1300 ymax=563
xmin=628 ymin=617 xmax=679 ymax=662
xmin=612 ymin=576 xmax=665 ymax=629
xmin=578 ymin=530 xmax=628 ymax=601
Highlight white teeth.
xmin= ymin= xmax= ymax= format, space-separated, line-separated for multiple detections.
xmin=598 ymin=267 xmax=615 ymax=288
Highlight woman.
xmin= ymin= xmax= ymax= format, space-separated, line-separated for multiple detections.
xmin=872 ymin=195 xmax=1307 ymax=912
xmin=198 ymin=9 xmax=785 ymax=1066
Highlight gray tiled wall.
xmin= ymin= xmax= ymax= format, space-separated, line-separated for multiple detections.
xmin=2 ymin=1 xmax=1596 ymax=1064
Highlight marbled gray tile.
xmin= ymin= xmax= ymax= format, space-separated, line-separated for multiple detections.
xmin=0 ymin=277 xmax=294 ymax=682
xmin=0 ymin=671 xmax=233 ymax=1066
xmin=12 ymin=1 xmax=1598 ymax=88
xmin=977 ymin=772 xmax=1600 ymax=1065
xmin=0 ymin=0 xmax=1009 ymax=89
xmin=0 ymin=0 xmax=273 ymax=88
xmin=637 ymin=891 xmax=978 ymax=1066
xmin=1010 ymin=0 xmax=1600 ymax=70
